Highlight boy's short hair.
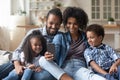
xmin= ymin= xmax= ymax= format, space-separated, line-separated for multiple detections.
xmin=86 ymin=24 xmax=105 ymax=38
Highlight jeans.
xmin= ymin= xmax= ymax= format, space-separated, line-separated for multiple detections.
xmin=3 ymin=69 xmax=19 ymax=80
xmin=0 ymin=61 xmax=14 ymax=79
xmin=62 ymin=59 xmax=106 ymax=80
xmin=3 ymin=68 xmax=55 ymax=80
xmin=39 ymin=56 xmax=65 ymax=80
xmin=21 ymin=68 xmax=33 ymax=80
xmin=62 ymin=59 xmax=86 ymax=77
xmin=96 ymin=66 xmax=120 ymax=80
xmin=30 ymin=69 xmax=56 ymax=80
xmin=39 ymin=57 xmax=106 ymax=80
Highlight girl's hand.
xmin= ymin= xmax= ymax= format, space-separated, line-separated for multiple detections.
xmin=44 ymin=52 xmax=54 ymax=60
xmin=28 ymin=64 xmax=36 ymax=69
xmin=34 ymin=67 xmax=42 ymax=72
xmin=109 ymin=64 xmax=117 ymax=74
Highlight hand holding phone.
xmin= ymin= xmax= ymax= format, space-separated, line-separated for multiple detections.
xmin=46 ymin=43 xmax=55 ymax=60
xmin=47 ymin=43 xmax=55 ymax=55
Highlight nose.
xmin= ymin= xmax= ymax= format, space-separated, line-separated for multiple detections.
xmin=37 ymin=45 xmax=41 ymax=48
xmin=52 ymin=24 xmax=56 ymax=28
xmin=88 ymin=38 xmax=91 ymax=43
xmin=70 ymin=24 xmax=74 ymax=28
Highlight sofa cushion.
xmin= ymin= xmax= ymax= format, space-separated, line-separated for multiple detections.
xmin=0 ymin=50 xmax=12 ymax=65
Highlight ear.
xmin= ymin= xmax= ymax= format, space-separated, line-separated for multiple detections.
xmin=98 ymin=36 xmax=103 ymax=41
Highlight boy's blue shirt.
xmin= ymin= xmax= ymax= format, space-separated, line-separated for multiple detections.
xmin=84 ymin=43 xmax=120 ymax=70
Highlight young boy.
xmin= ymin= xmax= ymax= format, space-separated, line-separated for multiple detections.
xmin=84 ymin=24 xmax=120 ymax=80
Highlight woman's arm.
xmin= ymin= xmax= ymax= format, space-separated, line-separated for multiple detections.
xmin=90 ymin=60 xmax=108 ymax=75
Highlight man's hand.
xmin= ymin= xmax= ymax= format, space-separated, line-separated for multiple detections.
xmin=44 ymin=52 xmax=54 ymax=60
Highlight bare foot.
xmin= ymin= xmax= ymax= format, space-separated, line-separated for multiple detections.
xmin=60 ymin=73 xmax=73 ymax=80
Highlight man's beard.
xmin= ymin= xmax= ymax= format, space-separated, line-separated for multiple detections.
xmin=47 ymin=28 xmax=58 ymax=36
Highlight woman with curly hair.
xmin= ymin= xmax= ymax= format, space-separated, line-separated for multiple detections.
xmin=39 ymin=7 xmax=106 ymax=80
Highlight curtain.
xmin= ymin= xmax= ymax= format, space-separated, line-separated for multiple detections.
xmin=0 ymin=0 xmax=11 ymax=27
xmin=0 ymin=0 xmax=11 ymax=50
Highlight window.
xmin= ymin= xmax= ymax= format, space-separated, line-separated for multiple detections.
xmin=91 ymin=0 xmax=100 ymax=19
xmin=103 ymin=0 xmax=112 ymax=19
xmin=91 ymin=0 xmax=120 ymax=20
xmin=115 ymin=0 xmax=120 ymax=19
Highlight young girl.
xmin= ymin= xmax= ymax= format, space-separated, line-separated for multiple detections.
xmin=3 ymin=30 xmax=47 ymax=80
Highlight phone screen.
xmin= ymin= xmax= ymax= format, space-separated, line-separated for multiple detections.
xmin=47 ymin=43 xmax=55 ymax=55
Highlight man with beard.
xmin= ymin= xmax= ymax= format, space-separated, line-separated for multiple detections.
xmin=12 ymin=8 xmax=73 ymax=80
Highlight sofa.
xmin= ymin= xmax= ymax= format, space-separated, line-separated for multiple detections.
xmin=0 ymin=50 xmax=12 ymax=66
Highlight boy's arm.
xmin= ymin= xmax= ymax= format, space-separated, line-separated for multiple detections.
xmin=109 ymin=58 xmax=120 ymax=74
xmin=90 ymin=60 xmax=108 ymax=75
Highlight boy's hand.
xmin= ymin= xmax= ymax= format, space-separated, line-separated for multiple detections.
xmin=109 ymin=64 xmax=117 ymax=74
xmin=44 ymin=52 xmax=54 ymax=60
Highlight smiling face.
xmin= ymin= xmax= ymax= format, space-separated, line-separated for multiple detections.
xmin=86 ymin=31 xmax=103 ymax=47
xmin=66 ymin=17 xmax=79 ymax=35
xmin=30 ymin=37 xmax=42 ymax=56
xmin=46 ymin=14 xmax=61 ymax=36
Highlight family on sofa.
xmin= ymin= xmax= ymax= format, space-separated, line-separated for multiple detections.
xmin=0 ymin=7 xmax=120 ymax=80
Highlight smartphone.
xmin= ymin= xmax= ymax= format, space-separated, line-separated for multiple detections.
xmin=47 ymin=43 xmax=55 ymax=55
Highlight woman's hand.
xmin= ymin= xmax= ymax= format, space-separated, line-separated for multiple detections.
xmin=44 ymin=52 xmax=54 ymax=60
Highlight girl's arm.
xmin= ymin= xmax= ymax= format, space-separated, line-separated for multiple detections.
xmin=109 ymin=58 xmax=120 ymax=74
xmin=90 ymin=60 xmax=108 ymax=75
